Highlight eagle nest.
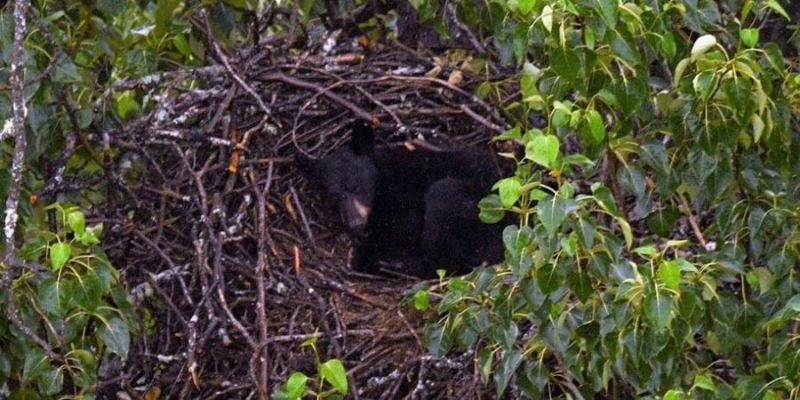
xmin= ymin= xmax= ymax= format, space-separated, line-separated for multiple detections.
xmin=91 ymin=14 xmax=520 ymax=399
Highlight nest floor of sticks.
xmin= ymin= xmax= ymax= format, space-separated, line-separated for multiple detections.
xmin=98 ymin=35 xmax=517 ymax=399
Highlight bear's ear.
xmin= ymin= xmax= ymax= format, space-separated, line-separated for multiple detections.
xmin=348 ymin=120 xmax=375 ymax=157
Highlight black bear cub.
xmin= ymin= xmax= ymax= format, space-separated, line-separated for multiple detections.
xmin=299 ymin=121 xmax=506 ymax=277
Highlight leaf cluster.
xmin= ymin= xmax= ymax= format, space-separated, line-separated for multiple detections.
xmin=419 ymin=0 xmax=800 ymax=397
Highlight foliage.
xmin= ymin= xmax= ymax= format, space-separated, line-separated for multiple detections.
xmin=420 ymin=0 xmax=800 ymax=398
xmin=0 ymin=0 xmax=218 ymax=397
xmin=274 ymin=335 xmax=350 ymax=400
xmin=0 ymin=204 xmax=135 ymax=397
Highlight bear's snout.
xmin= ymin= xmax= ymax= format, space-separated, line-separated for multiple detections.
xmin=340 ymin=194 xmax=371 ymax=233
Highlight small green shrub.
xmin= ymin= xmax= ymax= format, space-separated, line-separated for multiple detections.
xmin=1 ymin=204 xmax=135 ymax=397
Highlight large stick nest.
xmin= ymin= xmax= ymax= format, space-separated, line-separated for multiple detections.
xmin=91 ymin=12 xmax=519 ymax=400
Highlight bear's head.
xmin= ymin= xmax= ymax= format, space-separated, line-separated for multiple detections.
xmin=297 ymin=121 xmax=379 ymax=233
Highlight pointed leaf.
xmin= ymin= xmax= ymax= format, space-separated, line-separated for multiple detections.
xmin=50 ymin=242 xmax=71 ymax=271
xmin=99 ymin=317 xmax=130 ymax=359
xmin=319 ymin=359 xmax=348 ymax=394
xmin=537 ymin=195 xmax=567 ymax=235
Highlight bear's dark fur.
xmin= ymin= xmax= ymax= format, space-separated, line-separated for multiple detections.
xmin=299 ymin=121 xmax=507 ymax=277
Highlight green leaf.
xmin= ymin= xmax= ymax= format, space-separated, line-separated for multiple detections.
xmin=663 ymin=389 xmax=683 ymax=400
xmin=50 ymin=242 xmax=71 ymax=271
xmin=99 ymin=317 xmax=131 ymax=359
xmin=37 ymin=277 xmax=73 ymax=316
xmin=496 ymin=177 xmax=522 ymax=208
xmin=765 ymin=0 xmax=789 ymax=19
xmin=41 ymin=368 xmax=64 ymax=395
xmin=691 ymin=34 xmax=717 ymax=61
xmin=593 ymin=0 xmax=618 ymax=29
xmin=479 ymin=194 xmax=506 ymax=223
xmin=536 ymin=263 xmax=563 ymax=294
xmin=526 ymin=135 xmax=560 ymax=168
xmin=537 ymin=195 xmax=567 ymax=235
xmin=694 ymin=373 xmax=718 ymax=392
xmin=661 ymin=32 xmax=676 ymax=59
xmin=283 ymin=372 xmax=308 ymax=400
xmin=693 ymin=70 xmax=717 ymax=102
xmin=740 ymin=28 xmax=758 ymax=48
xmin=644 ymin=292 xmax=672 ymax=330
xmin=674 ymin=57 xmax=691 ymax=85
xmin=610 ymin=30 xmax=641 ymax=65
xmin=493 ymin=350 xmax=523 ymax=397
xmin=494 ymin=126 xmax=521 ymax=142
xmin=319 ymin=359 xmax=348 ymax=394
xmin=517 ymin=0 xmax=536 ymax=15
xmin=22 ymin=348 xmax=49 ymax=382
xmin=616 ymin=217 xmax=633 ymax=250
xmin=584 ymin=109 xmax=607 ymax=144
xmin=413 ymin=289 xmax=430 ymax=311
xmin=74 ymin=270 xmax=105 ymax=311
xmin=67 ymin=210 xmax=86 ymax=235
xmin=550 ymin=47 xmax=580 ymax=80
xmin=658 ymin=261 xmax=681 ymax=290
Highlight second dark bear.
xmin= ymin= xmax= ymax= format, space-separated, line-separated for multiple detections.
xmin=299 ymin=121 xmax=506 ymax=277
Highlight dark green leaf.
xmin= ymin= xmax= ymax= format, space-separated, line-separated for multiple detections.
xmin=493 ymin=350 xmax=523 ymax=397
xmin=536 ymin=263 xmax=563 ymax=295
xmin=644 ymin=292 xmax=672 ymax=330
xmin=22 ymin=349 xmax=49 ymax=382
xmin=551 ymin=47 xmax=580 ymax=80
xmin=73 ymin=270 xmax=105 ymax=311
xmin=610 ymin=30 xmax=641 ymax=66
xmin=98 ymin=317 xmax=130 ymax=359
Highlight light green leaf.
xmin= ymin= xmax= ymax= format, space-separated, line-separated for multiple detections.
xmin=518 ymin=0 xmax=535 ymax=15
xmin=585 ymin=109 xmax=606 ymax=143
xmin=694 ymin=373 xmax=718 ymax=392
xmin=479 ymin=195 xmax=506 ymax=223
xmin=50 ymin=242 xmax=71 ymax=271
xmin=658 ymin=260 xmax=681 ymax=290
xmin=319 ymin=359 xmax=348 ymax=394
xmin=537 ymin=195 xmax=567 ymax=235
xmin=496 ymin=177 xmax=522 ymax=208
xmin=691 ymin=34 xmax=717 ymax=61
xmin=413 ymin=289 xmax=430 ymax=311
xmin=752 ymin=113 xmax=764 ymax=143
xmin=285 ymin=372 xmax=309 ymax=400
xmin=674 ymin=58 xmax=691 ymax=85
xmin=766 ymin=0 xmax=789 ymax=19
xmin=740 ymin=28 xmax=758 ymax=48
xmin=67 ymin=210 xmax=86 ymax=235
xmin=526 ymin=135 xmax=560 ymax=168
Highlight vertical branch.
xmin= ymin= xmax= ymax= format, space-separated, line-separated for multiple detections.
xmin=250 ymin=161 xmax=274 ymax=400
xmin=1 ymin=0 xmax=58 ymax=360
